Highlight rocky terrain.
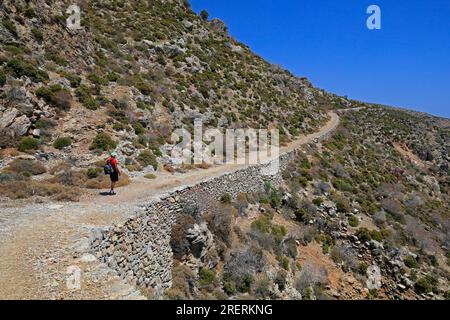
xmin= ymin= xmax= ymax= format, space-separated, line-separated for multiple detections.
xmin=161 ymin=107 xmax=449 ymax=300
xmin=0 ymin=0 xmax=361 ymax=199
xmin=0 ymin=0 xmax=448 ymax=300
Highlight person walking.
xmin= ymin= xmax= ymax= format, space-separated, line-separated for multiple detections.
xmin=106 ymin=152 xmax=120 ymax=195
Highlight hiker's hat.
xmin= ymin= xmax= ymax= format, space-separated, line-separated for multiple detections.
xmin=111 ymin=151 xmax=118 ymax=158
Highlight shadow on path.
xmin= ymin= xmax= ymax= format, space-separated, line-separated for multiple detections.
xmin=99 ymin=192 xmax=115 ymax=196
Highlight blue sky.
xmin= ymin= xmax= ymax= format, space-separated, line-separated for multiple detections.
xmin=190 ymin=0 xmax=450 ymax=118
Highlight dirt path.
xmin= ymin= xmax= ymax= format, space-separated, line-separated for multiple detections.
xmin=81 ymin=111 xmax=339 ymax=205
xmin=0 ymin=112 xmax=339 ymax=300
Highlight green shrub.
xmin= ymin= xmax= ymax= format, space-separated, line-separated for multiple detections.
xmin=19 ymin=137 xmax=39 ymax=152
xmin=294 ymin=208 xmax=306 ymax=221
xmin=369 ymin=229 xmax=385 ymax=242
xmin=136 ymin=81 xmax=152 ymax=95
xmin=299 ymin=157 xmax=311 ymax=169
xmin=3 ymin=45 xmax=23 ymax=55
xmin=149 ymin=144 xmax=162 ymax=157
xmin=259 ymin=195 xmax=269 ymax=204
xmin=312 ymin=197 xmax=323 ymax=206
xmin=132 ymin=122 xmax=145 ymax=135
xmin=414 ymin=276 xmax=436 ymax=294
xmin=348 ymin=215 xmax=359 ymax=227
xmin=333 ymin=195 xmax=350 ymax=213
xmin=0 ymin=69 xmax=6 ymax=86
xmin=358 ymin=262 xmax=368 ymax=275
xmin=89 ymin=132 xmax=117 ymax=151
xmin=24 ymin=6 xmax=36 ymax=18
xmin=75 ymin=85 xmax=99 ymax=110
xmin=298 ymin=176 xmax=309 ymax=188
xmin=106 ymin=72 xmax=120 ymax=82
xmin=83 ymin=96 xmax=100 ymax=110
xmin=36 ymin=85 xmax=72 ymax=110
xmin=136 ymin=101 xmax=152 ymax=110
xmin=276 ymin=256 xmax=290 ymax=270
xmin=198 ymin=268 xmax=216 ymax=287
xmin=404 ymin=256 xmax=418 ymax=269
xmin=31 ymin=28 xmax=43 ymax=41
xmin=251 ymin=215 xmax=271 ymax=234
xmin=2 ymin=20 xmax=17 ymax=36
xmin=53 ymin=137 xmax=72 ymax=149
xmin=264 ymin=183 xmax=282 ymax=208
xmin=332 ymin=177 xmax=353 ymax=192
xmin=88 ymin=73 xmax=108 ymax=85
xmin=6 ymin=58 xmax=48 ymax=82
xmin=223 ymin=281 xmax=236 ymax=295
xmin=272 ymin=224 xmax=287 ymax=242
xmin=238 ymin=274 xmax=254 ymax=293
xmin=63 ymin=73 xmax=82 ymax=88
xmin=137 ymin=150 xmax=158 ymax=170
xmin=355 ymin=228 xmax=372 ymax=242
xmin=87 ymin=167 xmax=102 ymax=179
xmin=200 ymin=10 xmax=209 ymax=21
xmin=253 ymin=276 xmax=272 ymax=299
xmin=45 ymin=52 xmax=68 ymax=67
xmin=220 ymin=193 xmax=232 ymax=204
xmin=144 ymin=173 xmax=156 ymax=179
xmin=34 ymin=118 xmax=56 ymax=137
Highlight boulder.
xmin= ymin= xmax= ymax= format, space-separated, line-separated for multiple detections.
xmin=10 ymin=115 xmax=31 ymax=136
xmin=15 ymin=102 xmax=34 ymax=116
xmin=8 ymin=86 xmax=27 ymax=101
xmin=152 ymin=43 xmax=186 ymax=58
xmin=118 ymin=141 xmax=136 ymax=156
xmin=31 ymin=128 xmax=41 ymax=137
xmin=182 ymin=20 xmax=194 ymax=31
xmin=210 ymin=18 xmax=228 ymax=34
xmin=186 ymin=222 xmax=214 ymax=260
xmin=0 ymin=108 xmax=18 ymax=128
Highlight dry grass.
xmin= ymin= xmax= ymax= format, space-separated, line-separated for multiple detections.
xmin=84 ymin=172 xmax=131 ymax=189
xmin=5 ymin=159 xmax=46 ymax=176
xmin=0 ymin=161 xmax=131 ymax=201
xmin=163 ymin=164 xmax=175 ymax=173
xmin=50 ymin=169 xmax=131 ymax=189
xmin=195 ymin=161 xmax=211 ymax=170
xmin=0 ymin=180 xmax=80 ymax=201
xmin=181 ymin=163 xmax=196 ymax=170
xmin=0 ymin=148 xmax=19 ymax=159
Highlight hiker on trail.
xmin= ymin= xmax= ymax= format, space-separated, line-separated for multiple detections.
xmin=106 ymin=152 xmax=120 ymax=195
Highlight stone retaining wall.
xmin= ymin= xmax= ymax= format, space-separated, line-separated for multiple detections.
xmin=91 ymin=129 xmax=335 ymax=294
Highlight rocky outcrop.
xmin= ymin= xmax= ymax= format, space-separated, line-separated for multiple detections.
xmin=210 ymin=18 xmax=228 ymax=34
xmin=0 ymin=84 xmax=47 ymax=138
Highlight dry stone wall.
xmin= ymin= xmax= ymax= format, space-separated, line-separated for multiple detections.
xmin=91 ymin=133 xmax=334 ymax=294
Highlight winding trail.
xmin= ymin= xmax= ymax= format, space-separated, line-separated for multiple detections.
xmin=0 ymin=111 xmax=340 ymax=300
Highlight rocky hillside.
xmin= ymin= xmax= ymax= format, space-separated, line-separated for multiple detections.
xmin=166 ymin=107 xmax=449 ymax=300
xmin=0 ymin=0 xmax=366 ymax=201
xmin=0 ymin=0 xmax=448 ymax=301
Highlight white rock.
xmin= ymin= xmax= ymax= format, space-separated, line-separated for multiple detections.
xmin=80 ymin=253 xmax=97 ymax=263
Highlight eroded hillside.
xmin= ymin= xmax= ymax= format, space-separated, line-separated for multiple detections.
xmin=166 ymin=108 xmax=449 ymax=300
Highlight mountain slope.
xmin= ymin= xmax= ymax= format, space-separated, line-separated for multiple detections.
xmin=0 ymin=0 xmax=448 ymax=301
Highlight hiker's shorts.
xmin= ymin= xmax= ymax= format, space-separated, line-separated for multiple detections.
xmin=110 ymin=171 xmax=119 ymax=182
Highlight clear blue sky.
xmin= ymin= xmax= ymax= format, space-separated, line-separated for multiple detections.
xmin=190 ymin=0 xmax=450 ymax=118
